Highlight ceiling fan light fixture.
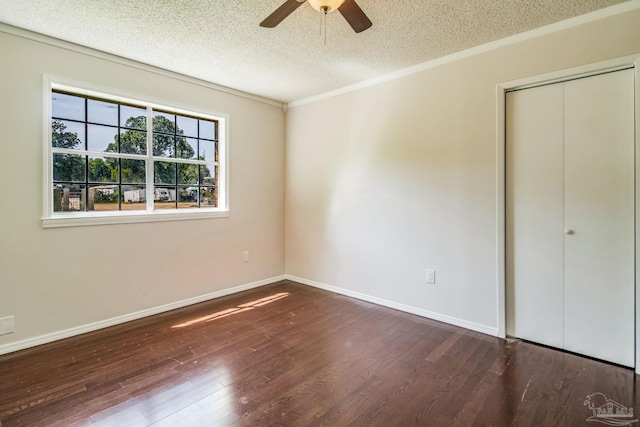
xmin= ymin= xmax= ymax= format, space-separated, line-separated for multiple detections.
xmin=260 ymin=0 xmax=372 ymax=34
xmin=308 ymin=0 xmax=345 ymax=13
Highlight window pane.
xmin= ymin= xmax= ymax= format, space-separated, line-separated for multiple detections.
xmin=121 ymin=159 xmax=146 ymax=184
xmin=177 ymin=137 xmax=197 ymax=159
xmin=200 ymin=165 xmax=215 ymax=184
xmin=200 ymin=186 xmax=217 ymax=207
xmin=198 ymin=140 xmax=215 ymax=161
xmin=53 ymin=153 xmax=85 ymax=182
xmin=176 ymin=115 xmax=198 ymax=138
xmin=153 ymin=187 xmax=176 ymax=209
xmin=89 ymin=156 xmax=118 ymax=183
xmin=87 ymin=124 xmax=118 ymax=152
xmin=153 ymin=111 xmax=176 ymax=141
xmin=178 ymin=163 xmax=198 ymax=185
xmin=199 ymin=119 xmax=216 ymax=140
xmin=153 ymin=110 xmax=176 ymax=126
xmin=153 ymin=134 xmax=175 ymax=157
xmin=122 ymin=185 xmax=146 ymax=210
xmin=52 ymin=120 xmax=85 ymax=149
xmin=178 ymin=186 xmax=198 ymax=209
xmin=121 ymin=105 xmax=146 ymax=130
xmin=88 ymin=99 xmax=118 ymax=126
xmin=120 ymin=130 xmax=147 ymax=155
xmin=53 ymin=183 xmax=86 ymax=212
xmin=154 ymin=161 xmax=176 ymax=184
xmin=88 ymin=184 xmax=119 ymax=211
xmin=52 ymin=92 xmax=84 ymax=121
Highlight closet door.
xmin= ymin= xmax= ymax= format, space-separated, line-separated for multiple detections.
xmin=506 ymin=84 xmax=565 ymax=348
xmin=506 ymin=68 xmax=635 ymax=367
xmin=563 ymin=69 xmax=635 ymax=367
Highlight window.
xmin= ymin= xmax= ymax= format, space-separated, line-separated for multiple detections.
xmin=44 ymin=81 xmax=227 ymax=227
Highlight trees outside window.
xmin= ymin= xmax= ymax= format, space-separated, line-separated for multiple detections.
xmin=50 ymin=90 xmax=219 ymax=213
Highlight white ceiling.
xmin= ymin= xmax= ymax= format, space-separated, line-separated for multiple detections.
xmin=0 ymin=0 xmax=630 ymax=103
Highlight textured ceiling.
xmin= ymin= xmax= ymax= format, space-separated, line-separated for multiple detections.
xmin=0 ymin=0 xmax=631 ymax=103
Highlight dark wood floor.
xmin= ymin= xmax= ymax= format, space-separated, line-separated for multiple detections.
xmin=0 ymin=280 xmax=637 ymax=426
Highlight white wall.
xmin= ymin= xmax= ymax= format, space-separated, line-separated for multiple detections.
xmin=0 ymin=29 xmax=286 ymax=352
xmin=285 ymin=7 xmax=640 ymax=334
xmin=2 ymin=5 xmax=640 ymax=355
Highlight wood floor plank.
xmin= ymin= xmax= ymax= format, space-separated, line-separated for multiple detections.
xmin=1 ymin=280 xmax=639 ymax=426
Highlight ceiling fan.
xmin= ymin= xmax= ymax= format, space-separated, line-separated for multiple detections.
xmin=260 ymin=0 xmax=372 ymax=34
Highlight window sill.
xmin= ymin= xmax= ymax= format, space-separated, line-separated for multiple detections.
xmin=42 ymin=209 xmax=230 ymax=228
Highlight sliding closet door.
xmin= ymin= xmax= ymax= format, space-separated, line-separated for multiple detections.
xmin=563 ymin=69 xmax=635 ymax=367
xmin=505 ymin=84 xmax=565 ymax=348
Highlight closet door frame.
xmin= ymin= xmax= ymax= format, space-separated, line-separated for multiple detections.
xmin=496 ymin=55 xmax=640 ymax=372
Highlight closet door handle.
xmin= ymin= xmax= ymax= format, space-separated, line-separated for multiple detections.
xmin=564 ymin=229 xmax=575 ymax=235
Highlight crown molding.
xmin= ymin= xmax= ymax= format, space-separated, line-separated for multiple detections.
xmin=0 ymin=22 xmax=285 ymax=109
xmin=288 ymin=0 xmax=640 ymax=108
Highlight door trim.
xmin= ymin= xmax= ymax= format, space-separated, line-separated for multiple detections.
xmin=496 ymin=54 xmax=640 ymax=372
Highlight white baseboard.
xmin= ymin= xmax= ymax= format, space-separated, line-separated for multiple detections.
xmin=286 ymin=275 xmax=498 ymax=337
xmin=0 ymin=275 xmax=286 ymax=356
xmin=1 ymin=274 xmax=498 ymax=356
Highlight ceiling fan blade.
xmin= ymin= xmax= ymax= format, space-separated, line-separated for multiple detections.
xmin=260 ymin=0 xmax=305 ymax=28
xmin=338 ymin=0 xmax=372 ymax=33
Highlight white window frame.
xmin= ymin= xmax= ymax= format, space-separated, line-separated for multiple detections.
xmin=42 ymin=76 xmax=229 ymax=228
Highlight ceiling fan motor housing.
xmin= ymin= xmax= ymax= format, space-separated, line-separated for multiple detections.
xmin=308 ymin=0 xmax=346 ymax=13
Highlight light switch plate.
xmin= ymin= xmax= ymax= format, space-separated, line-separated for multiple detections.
xmin=426 ymin=269 xmax=436 ymax=284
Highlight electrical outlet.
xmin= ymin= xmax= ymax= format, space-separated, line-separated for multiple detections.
xmin=0 ymin=316 xmax=14 ymax=335
xmin=426 ymin=269 xmax=436 ymax=284
xmin=243 ymin=251 xmax=249 ymax=263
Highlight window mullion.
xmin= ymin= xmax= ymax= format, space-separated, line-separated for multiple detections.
xmin=146 ymin=106 xmax=154 ymax=211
